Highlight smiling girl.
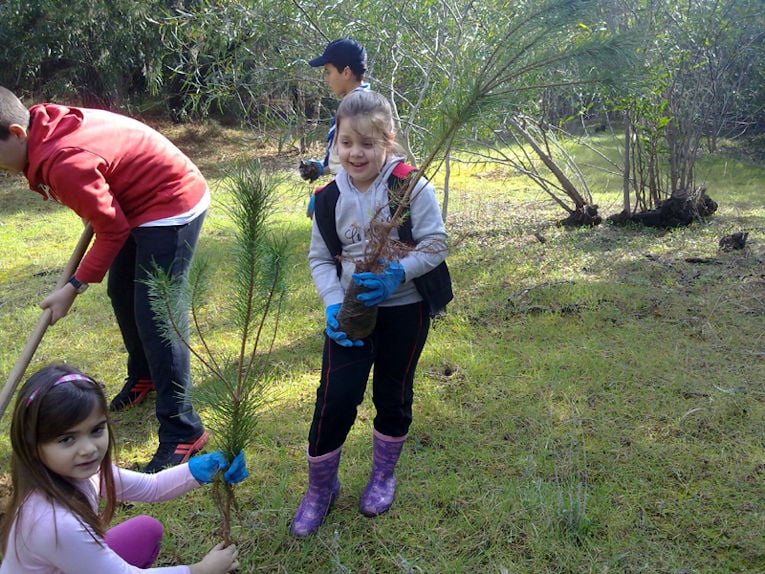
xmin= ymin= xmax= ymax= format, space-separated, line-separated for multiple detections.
xmin=294 ymin=90 xmax=451 ymax=537
xmin=0 ymin=363 xmax=245 ymax=573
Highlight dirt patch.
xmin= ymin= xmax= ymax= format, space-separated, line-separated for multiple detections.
xmin=153 ymin=120 xmax=310 ymax=179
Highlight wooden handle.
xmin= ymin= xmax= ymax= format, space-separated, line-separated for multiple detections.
xmin=0 ymin=224 xmax=94 ymax=419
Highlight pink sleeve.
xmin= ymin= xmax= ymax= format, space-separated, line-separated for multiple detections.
xmin=4 ymin=494 xmax=190 ymax=573
xmin=112 ymin=463 xmax=201 ymax=502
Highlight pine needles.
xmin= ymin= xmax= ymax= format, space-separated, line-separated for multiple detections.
xmin=145 ymin=158 xmax=290 ymax=542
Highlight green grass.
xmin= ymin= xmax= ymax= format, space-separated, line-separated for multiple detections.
xmin=0 ymin=129 xmax=763 ymax=573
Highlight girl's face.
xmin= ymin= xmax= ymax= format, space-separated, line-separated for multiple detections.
xmin=336 ymin=118 xmax=388 ymax=192
xmin=38 ymin=405 xmax=109 ymax=481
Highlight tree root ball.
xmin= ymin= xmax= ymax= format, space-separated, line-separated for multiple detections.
xmin=337 ymin=280 xmax=378 ymax=340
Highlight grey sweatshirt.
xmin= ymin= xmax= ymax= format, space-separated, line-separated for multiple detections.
xmin=309 ymin=156 xmax=448 ymax=309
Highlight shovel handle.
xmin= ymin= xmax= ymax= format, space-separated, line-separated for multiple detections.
xmin=0 ymin=223 xmax=94 ymax=419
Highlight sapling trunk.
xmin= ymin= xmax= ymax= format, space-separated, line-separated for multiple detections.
xmin=211 ymin=478 xmax=234 ymax=545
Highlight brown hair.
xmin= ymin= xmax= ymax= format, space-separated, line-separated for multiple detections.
xmin=329 ymin=61 xmax=367 ymax=82
xmin=0 ymin=86 xmax=30 ymax=140
xmin=0 ymin=363 xmax=117 ymax=557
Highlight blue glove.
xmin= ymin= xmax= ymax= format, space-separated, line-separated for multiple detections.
xmin=325 ymin=303 xmax=363 ymax=347
xmin=306 ymin=193 xmax=316 ymax=218
xmin=352 ymin=261 xmax=405 ymax=306
xmin=299 ymin=159 xmax=324 ymax=182
xmin=223 ymin=450 xmax=248 ymax=484
xmin=188 ymin=451 xmax=228 ymax=484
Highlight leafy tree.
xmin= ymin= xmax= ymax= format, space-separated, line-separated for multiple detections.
xmin=147 ymin=0 xmax=320 ymax=132
xmin=0 ymin=0 xmax=164 ymax=107
xmin=4 ymin=0 xmax=759 ymax=221
xmin=591 ymin=0 xmax=763 ymax=215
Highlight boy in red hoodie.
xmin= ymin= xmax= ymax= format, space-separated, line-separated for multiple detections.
xmin=0 ymin=86 xmax=208 ymax=472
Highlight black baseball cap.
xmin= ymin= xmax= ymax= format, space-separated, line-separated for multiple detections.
xmin=309 ymin=38 xmax=367 ymax=75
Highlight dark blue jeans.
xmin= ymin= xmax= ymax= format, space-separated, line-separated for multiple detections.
xmin=308 ymin=302 xmax=431 ymax=456
xmin=107 ymin=214 xmax=206 ymax=443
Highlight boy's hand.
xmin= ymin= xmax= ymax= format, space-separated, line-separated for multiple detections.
xmin=40 ymin=285 xmax=78 ymax=325
xmin=299 ymin=159 xmax=323 ymax=182
xmin=306 ymin=193 xmax=316 ymax=218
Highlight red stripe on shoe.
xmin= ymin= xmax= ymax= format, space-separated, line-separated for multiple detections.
xmin=173 ymin=432 xmax=209 ymax=461
xmin=131 ymin=381 xmax=154 ymax=392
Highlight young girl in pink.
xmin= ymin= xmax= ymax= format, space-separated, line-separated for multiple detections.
xmin=0 ymin=363 xmax=246 ymax=573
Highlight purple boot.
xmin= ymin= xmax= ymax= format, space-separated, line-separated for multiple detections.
xmin=359 ymin=430 xmax=407 ymax=517
xmin=290 ymin=446 xmax=342 ymax=537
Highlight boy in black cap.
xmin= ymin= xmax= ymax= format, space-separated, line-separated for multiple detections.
xmin=300 ymin=38 xmax=370 ymax=213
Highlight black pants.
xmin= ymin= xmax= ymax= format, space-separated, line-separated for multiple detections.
xmin=107 ymin=214 xmax=206 ymax=443
xmin=308 ymin=302 xmax=431 ymax=456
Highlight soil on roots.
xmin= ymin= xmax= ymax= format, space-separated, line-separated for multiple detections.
xmin=337 ymin=281 xmax=378 ymax=340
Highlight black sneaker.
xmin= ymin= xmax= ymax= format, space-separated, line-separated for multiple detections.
xmin=109 ymin=378 xmax=154 ymax=412
xmin=143 ymin=431 xmax=209 ymax=473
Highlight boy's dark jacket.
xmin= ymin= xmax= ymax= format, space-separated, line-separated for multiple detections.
xmin=313 ymin=163 xmax=453 ymax=317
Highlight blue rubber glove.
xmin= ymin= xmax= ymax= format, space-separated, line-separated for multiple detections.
xmin=352 ymin=261 xmax=405 ymax=306
xmin=325 ymin=303 xmax=363 ymax=347
xmin=223 ymin=450 xmax=248 ymax=484
xmin=299 ymin=159 xmax=324 ymax=182
xmin=188 ymin=451 xmax=228 ymax=484
xmin=306 ymin=193 xmax=316 ymax=218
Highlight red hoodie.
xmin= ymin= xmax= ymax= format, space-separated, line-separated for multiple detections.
xmin=24 ymin=104 xmax=208 ymax=283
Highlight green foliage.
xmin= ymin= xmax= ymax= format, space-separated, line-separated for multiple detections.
xmin=225 ymin=160 xmax=290 ymax=386
xmin=589 ymin=0 xmax=765 ymax=208
xmin=193 ymin=362 xmax=272 ymax=464
xmin=2 ymin=0 xmax=761 ymax=190
xmin=386 ymin=0 xmax=635 ymax=175
xmin=0 ymin=0 xmax=165 ymax=106
xmin=1 ymin=128 xmax=763 ymax=572
xmin=146 ymin=158 xmax=289 ymax=460
xmin=148 ymin=1 xmax=301 ymax=122
xmin=143 ymin=158 xmax=290 ymax=541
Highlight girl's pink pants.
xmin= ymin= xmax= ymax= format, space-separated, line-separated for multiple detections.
xmin=105 ymin=515 xmax=163 ymax=568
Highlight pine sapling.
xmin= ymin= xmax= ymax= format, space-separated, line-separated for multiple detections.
xmin=145 ymin=158 xmax=289 ymax=544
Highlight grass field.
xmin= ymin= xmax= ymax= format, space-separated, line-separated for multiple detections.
xmin=0 ymin=124 xmax=763 ymax=573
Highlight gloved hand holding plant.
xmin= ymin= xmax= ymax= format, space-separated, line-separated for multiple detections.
xmin=352 ymin=260 xmax=405 ymax=307
xmin=325 ymin=303 xmax=364 ymax=347
xmin=189 ymin=450 xmax=249 ymax=484
xmin=299 ymin=159 xmax=323 ymax=182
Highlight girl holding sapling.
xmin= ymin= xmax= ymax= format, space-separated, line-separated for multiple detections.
xmin=0 ymin=363 xmax=247 ymax=573
xmin=294 ymin=89 xmax=452 ymax=537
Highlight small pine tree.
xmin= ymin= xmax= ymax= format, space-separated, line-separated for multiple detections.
xmin=145 ymin=158 xmax=289 ymax=543
xmin=337 ymin=0 xmax=633 ymax=335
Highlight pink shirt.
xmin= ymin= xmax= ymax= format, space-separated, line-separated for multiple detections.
xmin=0 ymin=464 xmax=200 ymax=573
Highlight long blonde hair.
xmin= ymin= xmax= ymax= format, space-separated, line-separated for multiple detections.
xmin=335 ymin=90 xmax=406 ymax=158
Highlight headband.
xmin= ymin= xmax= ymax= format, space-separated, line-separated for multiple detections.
xmin=25 ymin=373 xmax=98 ymax=407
